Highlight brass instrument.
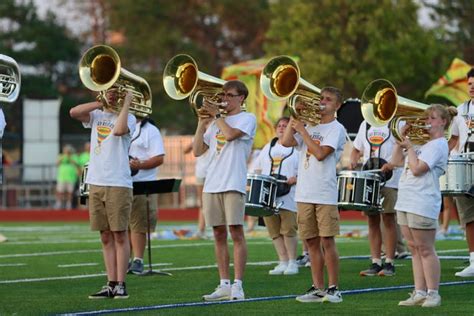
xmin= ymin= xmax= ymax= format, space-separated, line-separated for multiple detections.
xmin=163 ymin=54 xmax=229 ymax=118
xmin=79 ymin=45 xmax=152 ymax=118
xmin=361 ymin=79 xmax=438 ymax=145
xmin=260 ymin=55 xmax=324 ymax=126
xmin=0 ymin=54 xmax=21 ymax=104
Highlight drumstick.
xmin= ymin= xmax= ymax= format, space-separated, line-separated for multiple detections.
xmin=364 ymin=169 xmax=383 ymax=173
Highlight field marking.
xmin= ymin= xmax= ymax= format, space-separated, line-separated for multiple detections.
xmin=58 ymin=263 xmax=99 ymax=268
xmin=0 ymin=263 xmax=26 ymax=267
xmin=59 ymin=279 xmax=474 ymax=316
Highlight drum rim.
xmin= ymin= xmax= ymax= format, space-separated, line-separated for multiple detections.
xmin=247 ymin=173 xmax=278 ymax=182
xmin=337 ymin=170 xmax=382 ymax=181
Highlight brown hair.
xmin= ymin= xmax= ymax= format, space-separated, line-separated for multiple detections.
xmin=321 ymin=86 xmax=343 ymax=105
xmin=274 ymin=116 xmax=290 ymax=128
xmin=425 ymin=104 xmax=457 ymax=130
xmin=223 ymin=80 xmax=249 ymax=99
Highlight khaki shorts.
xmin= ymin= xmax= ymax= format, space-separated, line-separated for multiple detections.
xmin=202 ymin=191 xmax=245 ymax=227
xmin=129 ymin=194 xmax=158 ymax=233
xmin=56 ymin=182 xmax=75 ymax=193
xmin=263 ymin=209 xmax=298 ymax=239
xmin=297 ymin=202 xmax=340 ymax=239
xmin=365 ymin=187 xmax=397 ymax=216
xmin=397 ymin=211 xmax=437 ymax=230
xmin=455 ymin=196 xmax=474 ymax=226
xmin=88 ymin=185 xmax=132 ymax=231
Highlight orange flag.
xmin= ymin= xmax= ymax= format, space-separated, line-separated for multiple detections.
xmin=425 ymin=58 xmax=472 ymax=106
xmin=222 ymin=59 xmax=286 ymax=149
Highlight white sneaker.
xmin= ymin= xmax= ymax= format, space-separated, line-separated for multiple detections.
xmin=230 ymin=283 xmax=245 ymax=300
xmin=296 ymin=286 xmax=326 ymax=303
xmin=398 ymin=291 xmax=427 ymax=306
xmin=269 ymin=262 xmax=288 ymax=275
xmin=202 ymin=285 xmax=231 ymax=301
xmin=455 ymin=265 xmax=474 ymax=277
xmin=283 ymin=262 xmax=299 ymax=275
xmin=305 ymin=260 xmax=311 ymax=267
xmin=422 ymin=292 xmax=441 ymax=307
xmin=324 ymin=286 xmax=343 ymax=303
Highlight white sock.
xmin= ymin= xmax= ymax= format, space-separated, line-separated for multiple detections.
xmin=427 ymin=289 xmax=438 ymax=295
xmin=372 ymin=258 xmax=382 ymax=266
xmin=133 ymin=257 xmax=143 ymax=263
xmin=303 ymin=251 xmax=309 ymax=256
xmin=279 ymin=260 xmax=289 ymax=266
xmin=385 ymin=258 xmax=393 ymax=264
xmin=416 ymin=289 xmax=427 ymax=296
xmin=220 ymin=279 xmax=231 ymax=287
xmin=469 ymin=252 xmax=474 ymax=264
xmin=233 ymin=279 xmax=242 ymax=287
xmin=288 ymin=259 xmax=296 ymax=265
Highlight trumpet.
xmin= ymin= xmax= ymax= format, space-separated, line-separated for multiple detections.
xmin=260 ymin=55 xmax=323 ymax=126
xmin=163 ymin=54 xmax=230 ymax=118
xmin=0 ymin=54 xmax=21 ymax=104
xmin=79 ymin=45 xmax=152 ymax=118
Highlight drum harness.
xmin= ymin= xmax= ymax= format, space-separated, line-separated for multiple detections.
xmin=364 ymin=122 xmax=391 ymax=189
xmin=269 ymin=137 xmax=294 ymax=197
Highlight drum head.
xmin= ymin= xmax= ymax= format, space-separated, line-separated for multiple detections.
xmin=362 ymin=157 xmax=393 ymax=183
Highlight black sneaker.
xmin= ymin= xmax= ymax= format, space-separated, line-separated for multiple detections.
xmin=113 ymin=284 xmax=129 ymax=299
xmin=129 ymin=259 xmax=144 ymax=275
xmin=378 ymin=262 xmax=395 ymax=276
xmin=360 ymin=263 xmax=383 ymax=276
xmin=296 ymin=254 xmax=310 ymax=267
xmin=88 ymin=285 xmax=114 ymax=299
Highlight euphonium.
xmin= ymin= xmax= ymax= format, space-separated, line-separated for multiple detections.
xmin=361 ymin=79 xmax=441 ymax=145
xmin=163 ymin=54 xmax=228 ymax=118
xmin=0 ymin=54 xmax=21 ymax=104
xmin=260 ymin=55 xmax=324 ymax=126
xmin=79 ymin=45 xmax=152 ymax=118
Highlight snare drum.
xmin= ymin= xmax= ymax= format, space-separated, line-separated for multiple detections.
xmin=79 ymin=163 xmax=89 ymax=204
xmin=245 ymin=174 xmax=278 ymax=216
xmin=337 ymin=171 xmax=382 ymax=212
xmin=440 ymin=157 xmax=473 ymax=195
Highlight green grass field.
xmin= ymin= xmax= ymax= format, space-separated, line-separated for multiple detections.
xmin=0 ymin=221 xmax=473 ymax=315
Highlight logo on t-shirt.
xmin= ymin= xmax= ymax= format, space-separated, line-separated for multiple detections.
xmin=215 ymin=132 xmax=226 ymax=155
xmin=271 ymin=156 xmax=283 ymax=173
xmin=95 ymin=125 xmax=112 ymax=154
xmin=304 ymin=133 xmax=322 ymax=169
xmin=367 ymin=129 xmax=389 ymax=158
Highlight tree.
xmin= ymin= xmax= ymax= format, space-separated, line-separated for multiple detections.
xmin=422 ymin=0 xmax=474 ymax=64
xmin=264 ymin=0 xmax=454 ymax=102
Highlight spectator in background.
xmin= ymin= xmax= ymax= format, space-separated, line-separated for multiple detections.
xmin=55 ymin=144 xmax=79 ymax=209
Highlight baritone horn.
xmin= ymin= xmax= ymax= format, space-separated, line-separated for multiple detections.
xmin=361 ymin=78 xmax=440 ymax=145
xmin=260 ymin=55 xmax=324 ymax=126
xmin=79 ymin=45 xmax=152 ymax=118
xmin=0 ymin=54 xmax=21 ymax=104
xmin=163 ymin=54 xmax=229 ymax=118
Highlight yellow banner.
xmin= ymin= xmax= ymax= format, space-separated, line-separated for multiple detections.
xmin=222 ymin=58 xmax=286 ymax=149
xmin=425 ymin=58 xmax=472 ymax=106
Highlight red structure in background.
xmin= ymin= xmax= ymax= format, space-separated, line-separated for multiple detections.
xmin=0 ymin=209 xmax=367 ymax=222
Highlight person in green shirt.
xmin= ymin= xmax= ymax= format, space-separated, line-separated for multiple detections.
xmin=55 ymin=144 xmax=79 ymax=209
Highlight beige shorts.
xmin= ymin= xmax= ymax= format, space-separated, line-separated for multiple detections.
xmin=56 ymin=182 xmax=75 ymax=193
xmin=88 ymin=185 xmax=132 ymax=232
xmin=365 ymin=187 xmax=397 ymax=216
xmin=397 ymin=211 xmax=437 ymax=230
xmin=263 ymin=209 xmax=298 ymax=239
xmin=455 ymin=196 xmax=474 ymax=226
xmin=297 ymin=202 xmax=340 ymax=239
xmin=129 ymin=194 xmax=158 ymax=233
xmin=202 ymin=191 xmax=245 ymax=227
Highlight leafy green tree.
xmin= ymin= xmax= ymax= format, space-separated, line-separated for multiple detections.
xmin=422 ymin=0 xmax=474 ymax=64
xmin=264 ymin=0 xmax=454 ymax=101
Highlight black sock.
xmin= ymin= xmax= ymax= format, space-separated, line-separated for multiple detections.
xmin=107 ymin=281 xmax=118 ymax=288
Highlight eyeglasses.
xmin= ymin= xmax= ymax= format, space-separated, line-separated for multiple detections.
xmin=222 ymin=93 xmax=241 ymax=98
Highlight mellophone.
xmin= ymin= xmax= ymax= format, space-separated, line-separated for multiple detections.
xmin=439 ymin=153 xmax=474 ymax=197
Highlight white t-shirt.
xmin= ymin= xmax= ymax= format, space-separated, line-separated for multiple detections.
xmin=195 ymin=149 xmax=212 ymax=179
xmin=450 ymin=115 xmax=469 ymax=155
xmin=0 ymin=108 xmax=6 ymax=138
xmin=251 ymin=141 xmax=299 ymax=212
xmin=395 ymin=137 xmax=449 ymax=219
xmin=202 ymin=112 xmax=256 ymax=194
xmin=353 ymin=121 xmax=402 ymax=188
xmin=130 ymin=121 xmax=165 ymax=182
xmin=294 ymin=119 xmax=347 ymax=205
xmin=84 ymin=109 xmax=137 ymax=188
xmin=455 ymin=100 xmax=474 ymax=144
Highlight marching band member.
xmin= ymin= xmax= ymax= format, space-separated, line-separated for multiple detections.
xmin=194 ymin=80 xmax=256 ymax=301
xmin=70 ymin=89 xmax=136 ymax=299
xmin=384 ymin=104 xmax=454 ymax=307
xmin=282 ymin=87 xmax=346 ymax=303
xmin=453 ymin=68 xmax=474 ymax=277
xmin=350 ymin=120 xmax=402 ymax=277
xmin=252 ymin=116 xmax=300 ymax=275
xmin=127 ymin=116 xmax=165 ymax=274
